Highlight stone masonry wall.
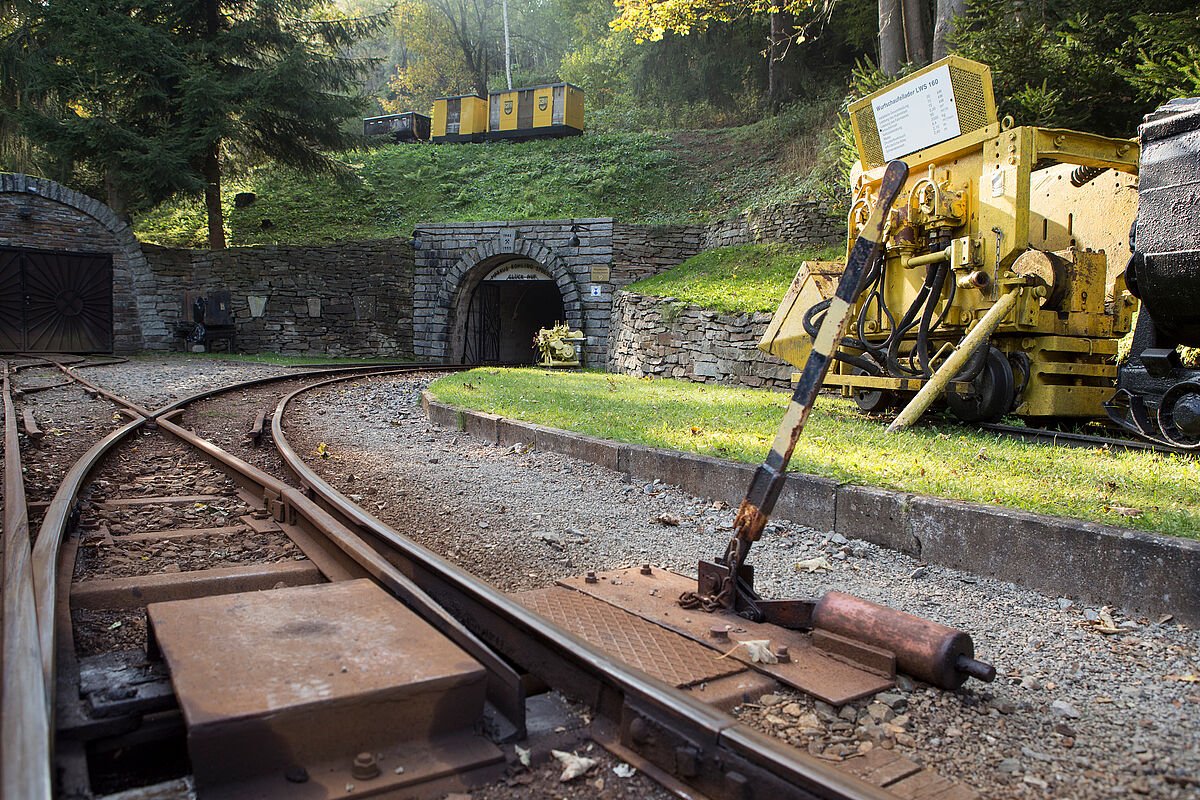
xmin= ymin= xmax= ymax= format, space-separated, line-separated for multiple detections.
xmin=603 ymin=199 xmax=843 ymax=388
xmin=606 ymin=291 xmax=793 ymax=390
xmin=141 ymin=239 xmax=414 ymax=356
xmin=611 ymin=224 xmax=707 ymax=287
xmin=704 ymin=197 xmax=845 ymax=250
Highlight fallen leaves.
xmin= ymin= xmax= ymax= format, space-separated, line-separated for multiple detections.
xmin=794 ymin=556 xmax=832 ymax=574
xmin=1165 ymin=674 xmax=1200 ymax=684
xmin=315 ymin=441 xmax=330 ymax=458
xmin=717 ymin=639 xmax=778 ymax=664
xmin=1080 ymin=606 xmax=1124 ymax=635
xmin=1104 ymin=505 xmax=1143 ymax=518
xmin=551 ymin=749 xmax=596 ymax=782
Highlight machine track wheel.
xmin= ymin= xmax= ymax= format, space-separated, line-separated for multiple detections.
xmin=947 ymin=347 xmax=1016 ymax=423
xmin=1157 ymin=381 xmax=1200 ymax=448
xmin=852 ymin=366 xmax=895 ymax=413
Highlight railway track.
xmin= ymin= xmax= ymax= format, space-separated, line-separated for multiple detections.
xmin=975 ymin=421 xmax=1184 ymax=455
xmin=1 ymin=360 xmax=985 ymax=800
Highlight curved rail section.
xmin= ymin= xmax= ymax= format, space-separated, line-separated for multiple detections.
xmin=272 ymin=371 xmax=893 ymax=800
xmin=13 ymin=361 xmax=435 ymax=799
xmin=6 ymin=361 xmax=894 ymax=800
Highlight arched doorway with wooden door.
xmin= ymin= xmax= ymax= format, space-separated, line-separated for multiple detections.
xmin=1 ymin=174 xmax=168 ymax=353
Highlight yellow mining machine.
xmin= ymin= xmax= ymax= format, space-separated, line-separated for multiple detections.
xmin=761 ymin=57 xmax=1140 ymax=425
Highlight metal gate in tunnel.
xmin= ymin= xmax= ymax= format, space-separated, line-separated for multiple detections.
xmin=464 ymin=282 xmax=502 ymax=364
xmin=0 ymin=247 xmax=113 ymax=353
xmin=462 ymin=260 xmax=566 ymax=365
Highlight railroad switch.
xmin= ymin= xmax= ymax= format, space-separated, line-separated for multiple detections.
xmin=147 ymin=579 xmax=505 ymax=798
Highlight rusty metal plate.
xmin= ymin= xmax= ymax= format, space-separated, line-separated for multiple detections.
xmin=558 ymin=568 xmax=894 ymax=705
xmin=148 ymin=579 xmax=502 ymax=796
xmin=514 ymin=587 xmax=747 ymax=688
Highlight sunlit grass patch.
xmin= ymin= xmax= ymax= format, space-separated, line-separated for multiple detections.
xmin=430 ymin=368 xmax=1200 ymax=539
xmin=626 ymin=243 xmax=842 ymax=315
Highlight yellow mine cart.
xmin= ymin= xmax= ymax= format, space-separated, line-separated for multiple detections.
xmin=760 ymin=56 xmax=1140 ymax=424
xmin=488 ymin=83 xmax=584 ymax=140
xmin=431 ymin=94 xmax=489 ymax=143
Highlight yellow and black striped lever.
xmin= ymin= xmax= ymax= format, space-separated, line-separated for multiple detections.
xmin=682 ymin=159 xmax=909 ymax=622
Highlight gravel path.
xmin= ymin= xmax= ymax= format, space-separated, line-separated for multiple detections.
xmin=282 ymin=373 xmax=1200 ymax=800
xmin=83 ymin=356 xmax=293 ymax=408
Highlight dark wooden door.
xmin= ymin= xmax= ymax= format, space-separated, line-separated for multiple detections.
xmin=0 ymin=247 xmax=113 ymax=353
xmin=0 ymin=250 xmax=22 ymax=351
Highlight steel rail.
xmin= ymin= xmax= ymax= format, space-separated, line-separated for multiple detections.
xmin=31 ymin=418 xmax=145 ymax=692
xmin=976 ymin=421 xmax=1185 ymax=455
xmin=1 ymin=362 xmax=53 ymax=800
xmin=22 ymin=361 xmax=889 ymax=799
xmin=23 ymin=362 xmax=478 ymax=797
xmin=273 ymin=372 xmax=894 ymax=800
xmin=150 ymin=412 xmax=527 ymax=732
xmin=32 ymin=363 xmax=454 ymax=681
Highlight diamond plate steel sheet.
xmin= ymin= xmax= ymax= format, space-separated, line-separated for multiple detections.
xmin=558 ymin=568 xmax=895 ymax=705
xmin=515 ymin=587 xmax=747 ymax=688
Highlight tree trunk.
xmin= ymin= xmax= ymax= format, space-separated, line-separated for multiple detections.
xmin=104 ymin=170 xmax=129 ymax=222
xmin=767 ymin=12 xmax=782 ymax=111
xmin=502 ymin=0 xmax=512 ymax=90
xmin=932 ymin=0 xmax=966 ymax=59
xmin=202 ymin=0 xmax=225 ymax=250
xmin=879 ymin=0 xmax=904 ymax=75
xmin=204 ymin=142 xmax=226 ymax=251
xmin=901 ymin=0 xmax=930 ymax=66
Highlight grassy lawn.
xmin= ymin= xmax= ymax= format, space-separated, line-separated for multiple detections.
xmin=626 ymin=243 xmax=843 ymax=314
xmin=429 ymin=368 xmax=1200 ymax=539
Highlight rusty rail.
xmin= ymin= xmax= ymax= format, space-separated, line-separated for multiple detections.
xmin=1 ymin=362 xmax=53 ymax=800
xmin=23 ymin=362 xmax=483 ymax=797
xmin=273 ymin=371 xmax=893 ymax=800
xmin=21 ymin=362 xmax=894 ymax=799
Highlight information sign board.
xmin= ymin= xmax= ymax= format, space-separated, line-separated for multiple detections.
xmin=871 ymin=64 xmax=961 ymax=160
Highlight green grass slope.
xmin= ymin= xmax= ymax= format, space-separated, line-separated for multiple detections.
xmin=133 ymin=104 xmax=844 ymax=248
xmin=626 ymin=243 xmax=841 ymax=314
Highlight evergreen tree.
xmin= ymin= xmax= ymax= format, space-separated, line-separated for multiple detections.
xmin=1 ymin=0 xmax=381 ymax=248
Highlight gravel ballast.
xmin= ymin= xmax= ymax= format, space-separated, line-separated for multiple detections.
xmin=286 ymin=374 xmax=1199 ymax=800
xmin=77 ymin=360 xmax=1200 ymax=799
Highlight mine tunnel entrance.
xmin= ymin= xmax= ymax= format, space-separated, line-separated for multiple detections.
xmin=463 ymin=259 xmax=564 ymax=364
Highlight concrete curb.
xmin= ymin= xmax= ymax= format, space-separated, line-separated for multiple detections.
xmin=422 ymin=392 xmax=1200 ymax=626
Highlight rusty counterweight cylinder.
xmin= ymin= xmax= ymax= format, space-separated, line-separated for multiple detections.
xmin=812 ymin=591 xmax=996 ymax=690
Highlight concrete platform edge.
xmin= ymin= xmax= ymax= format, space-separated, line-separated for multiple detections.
xmin=421 ymin=393 xmax=1200 ymax=626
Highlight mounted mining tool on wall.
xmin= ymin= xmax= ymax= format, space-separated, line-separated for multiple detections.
xmin=678 ymin=159 xmax=996 ymax=692
xmin=760 ymin=56 xmax=1140 ymax=428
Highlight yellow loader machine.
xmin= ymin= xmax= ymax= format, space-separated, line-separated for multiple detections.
xmin=761 ymin=57 xmax=1140 ymax=425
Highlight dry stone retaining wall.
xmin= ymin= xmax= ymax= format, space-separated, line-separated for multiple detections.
xmin=606 ymin=291 xmax=793 ymax=389
xmin=141 ymin=240 xmax=414 ymax=357
xmin=705 ymin=197 xmax=845 ymax=250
